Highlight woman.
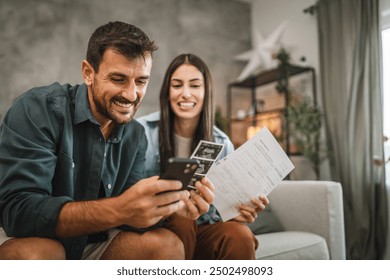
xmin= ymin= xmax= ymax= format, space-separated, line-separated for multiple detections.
xmin=137 ymin=53 xmax=269 ymax=259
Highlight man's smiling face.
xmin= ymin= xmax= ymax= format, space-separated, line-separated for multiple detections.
xmin=84 ymin=48 xmax=152 ymax=125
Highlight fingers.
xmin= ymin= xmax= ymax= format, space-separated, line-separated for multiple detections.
xmin=257 ymin=195 xmax=270 ymax=207
xmin=189 ymin=189 xmax=209 ymax=213
xmin=155 ymin=177 xmax=184 ymax=194
xmin=133 ymin=176 xmax=190 ymax=208
xmin=238 ymin=204 xmax=258 ymax=214
xmin=178 ymin=189 xmax=211 ymax=220
xmin=156 ymin=199 xmax=186 ymax=216
xmin=237 ymin=204 xmax=257 ymax=222
xmin=234 ymin=195 xmax=269 ymax=224
xmin=175 ymin=178 xmax=215 ymax=220
xmin=127 ymin=176 xmax=190 ymax=216
xmin=189 ymin=178 xmax=215 ymax=215
xmin=194 ymin=177 xmax=215 ymax=204
xmin=181 ymin=197 xmax=201 ymax=220
xmin=232 ymin=215 xmax=247 ymax=223
xmin=155 ymin=189 xmax=190 ymax=207
xmin=137 ymin=176 xmax=187 ymax=195
xmin=246 ymin=195 xmax=269 ymax=212
xmin=232 ymin=208 xmax=257 ymax=223
xmin=201 ymin=177 xmax=215 ymax=193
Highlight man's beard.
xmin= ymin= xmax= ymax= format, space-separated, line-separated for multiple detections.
xmin=92 ymin=93 xmax=140 ymax=124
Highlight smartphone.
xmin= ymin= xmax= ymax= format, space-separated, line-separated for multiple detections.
xmin=159 ymin=157 xmax=200 ymax=191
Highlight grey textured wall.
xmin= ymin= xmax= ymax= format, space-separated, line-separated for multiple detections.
xmin=0 ymin=0 xmax=250 ymax=120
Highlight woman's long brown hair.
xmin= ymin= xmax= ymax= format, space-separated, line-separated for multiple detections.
xmin=159 ymin=53 xmax=214 ymax=173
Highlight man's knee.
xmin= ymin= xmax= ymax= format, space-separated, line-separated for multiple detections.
xmin=0 ymin=237 xmax=66 ymax=260
xmin=102 ymin=228 xmax=184 ymax=259
xmin=147 ymin=228 xmax=185 ymax=259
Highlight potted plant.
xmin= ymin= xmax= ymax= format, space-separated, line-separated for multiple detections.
xmin=275 ymin=48 xmax=325 ymax=178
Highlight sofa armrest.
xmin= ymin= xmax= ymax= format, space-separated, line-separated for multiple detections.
xmin=268 ymin=180 xmax=346 ymax=260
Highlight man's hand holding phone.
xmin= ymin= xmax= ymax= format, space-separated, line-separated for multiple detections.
xmin=117 ymin=176 xmax=189 ymax=229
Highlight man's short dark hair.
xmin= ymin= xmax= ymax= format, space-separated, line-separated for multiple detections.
xmin=86 ymin=21 xmax=158 ymax=72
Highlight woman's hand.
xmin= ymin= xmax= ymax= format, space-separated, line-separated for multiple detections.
xmin=231 ymin=195 xmax=269 ymax=223
xmin=176 ymin=177 xmax=215 ymax=220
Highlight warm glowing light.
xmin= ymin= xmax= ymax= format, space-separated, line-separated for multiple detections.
xmin=247 ymin=125 xmax=261 ymax=139
xmin=246 ymin=112 xmax=282 ymax=139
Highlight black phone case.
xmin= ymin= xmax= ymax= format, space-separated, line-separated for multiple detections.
xmin=160 ymin=157 xmax=199 ymax=190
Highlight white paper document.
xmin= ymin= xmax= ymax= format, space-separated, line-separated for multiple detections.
xmin=206 ymin=127 xmax=295 ymax=221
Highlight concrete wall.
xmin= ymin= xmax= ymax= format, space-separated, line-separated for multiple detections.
xmin=251 ymin=0 xmax=318 ymax=74
xmin=0 ymin=0 xmax=251 ymax=120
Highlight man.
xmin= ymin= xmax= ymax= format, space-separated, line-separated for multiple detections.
xmin=0 ymin=21 xmax=214 ymax=260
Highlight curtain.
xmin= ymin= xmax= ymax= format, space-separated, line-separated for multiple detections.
xmin=317 ymin=0 xmax=388 ymax=259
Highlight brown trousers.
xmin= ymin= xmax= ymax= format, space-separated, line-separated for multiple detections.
xmin=164 ymin=214 xmax=259 ymax=260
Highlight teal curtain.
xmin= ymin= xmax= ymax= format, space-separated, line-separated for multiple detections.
xmin=317 ymin=0 xmax=388 ymax=259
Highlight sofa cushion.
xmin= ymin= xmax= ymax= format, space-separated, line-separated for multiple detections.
xmin=246 ymin=206 xmax=284 ymax=234
xmin=255 ymin=231 xmax=330 ymax=260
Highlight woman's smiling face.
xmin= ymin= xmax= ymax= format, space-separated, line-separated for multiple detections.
xmin=169 ymin=64 xmax=205 ymax=122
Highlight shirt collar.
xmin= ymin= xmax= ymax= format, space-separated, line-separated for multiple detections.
xmin=74 ymin=84 xmax=96 ymax=125
xmin=73 ymin=83 xmax=124 ymax=143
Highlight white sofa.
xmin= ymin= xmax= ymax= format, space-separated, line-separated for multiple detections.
xmin=251 ymin=180 xmax=346 ymax=260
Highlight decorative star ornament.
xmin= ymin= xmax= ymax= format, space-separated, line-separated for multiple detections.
xmin=235 ymin=21 xmax=288 ymax=82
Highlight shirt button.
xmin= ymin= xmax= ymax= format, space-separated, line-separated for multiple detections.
xmin=107 ymin=184 xmax=112 ymax=190
xmin=104 ymin=152 xmax=107 ymax=158
xmin=72 ymin=162 xmax=75 ymax=168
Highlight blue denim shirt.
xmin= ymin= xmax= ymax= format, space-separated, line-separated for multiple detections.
xmin=0 ymin=82 xmax=147 ymax=259
xmin=137 ymin=111 xmax=234 ymax=224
